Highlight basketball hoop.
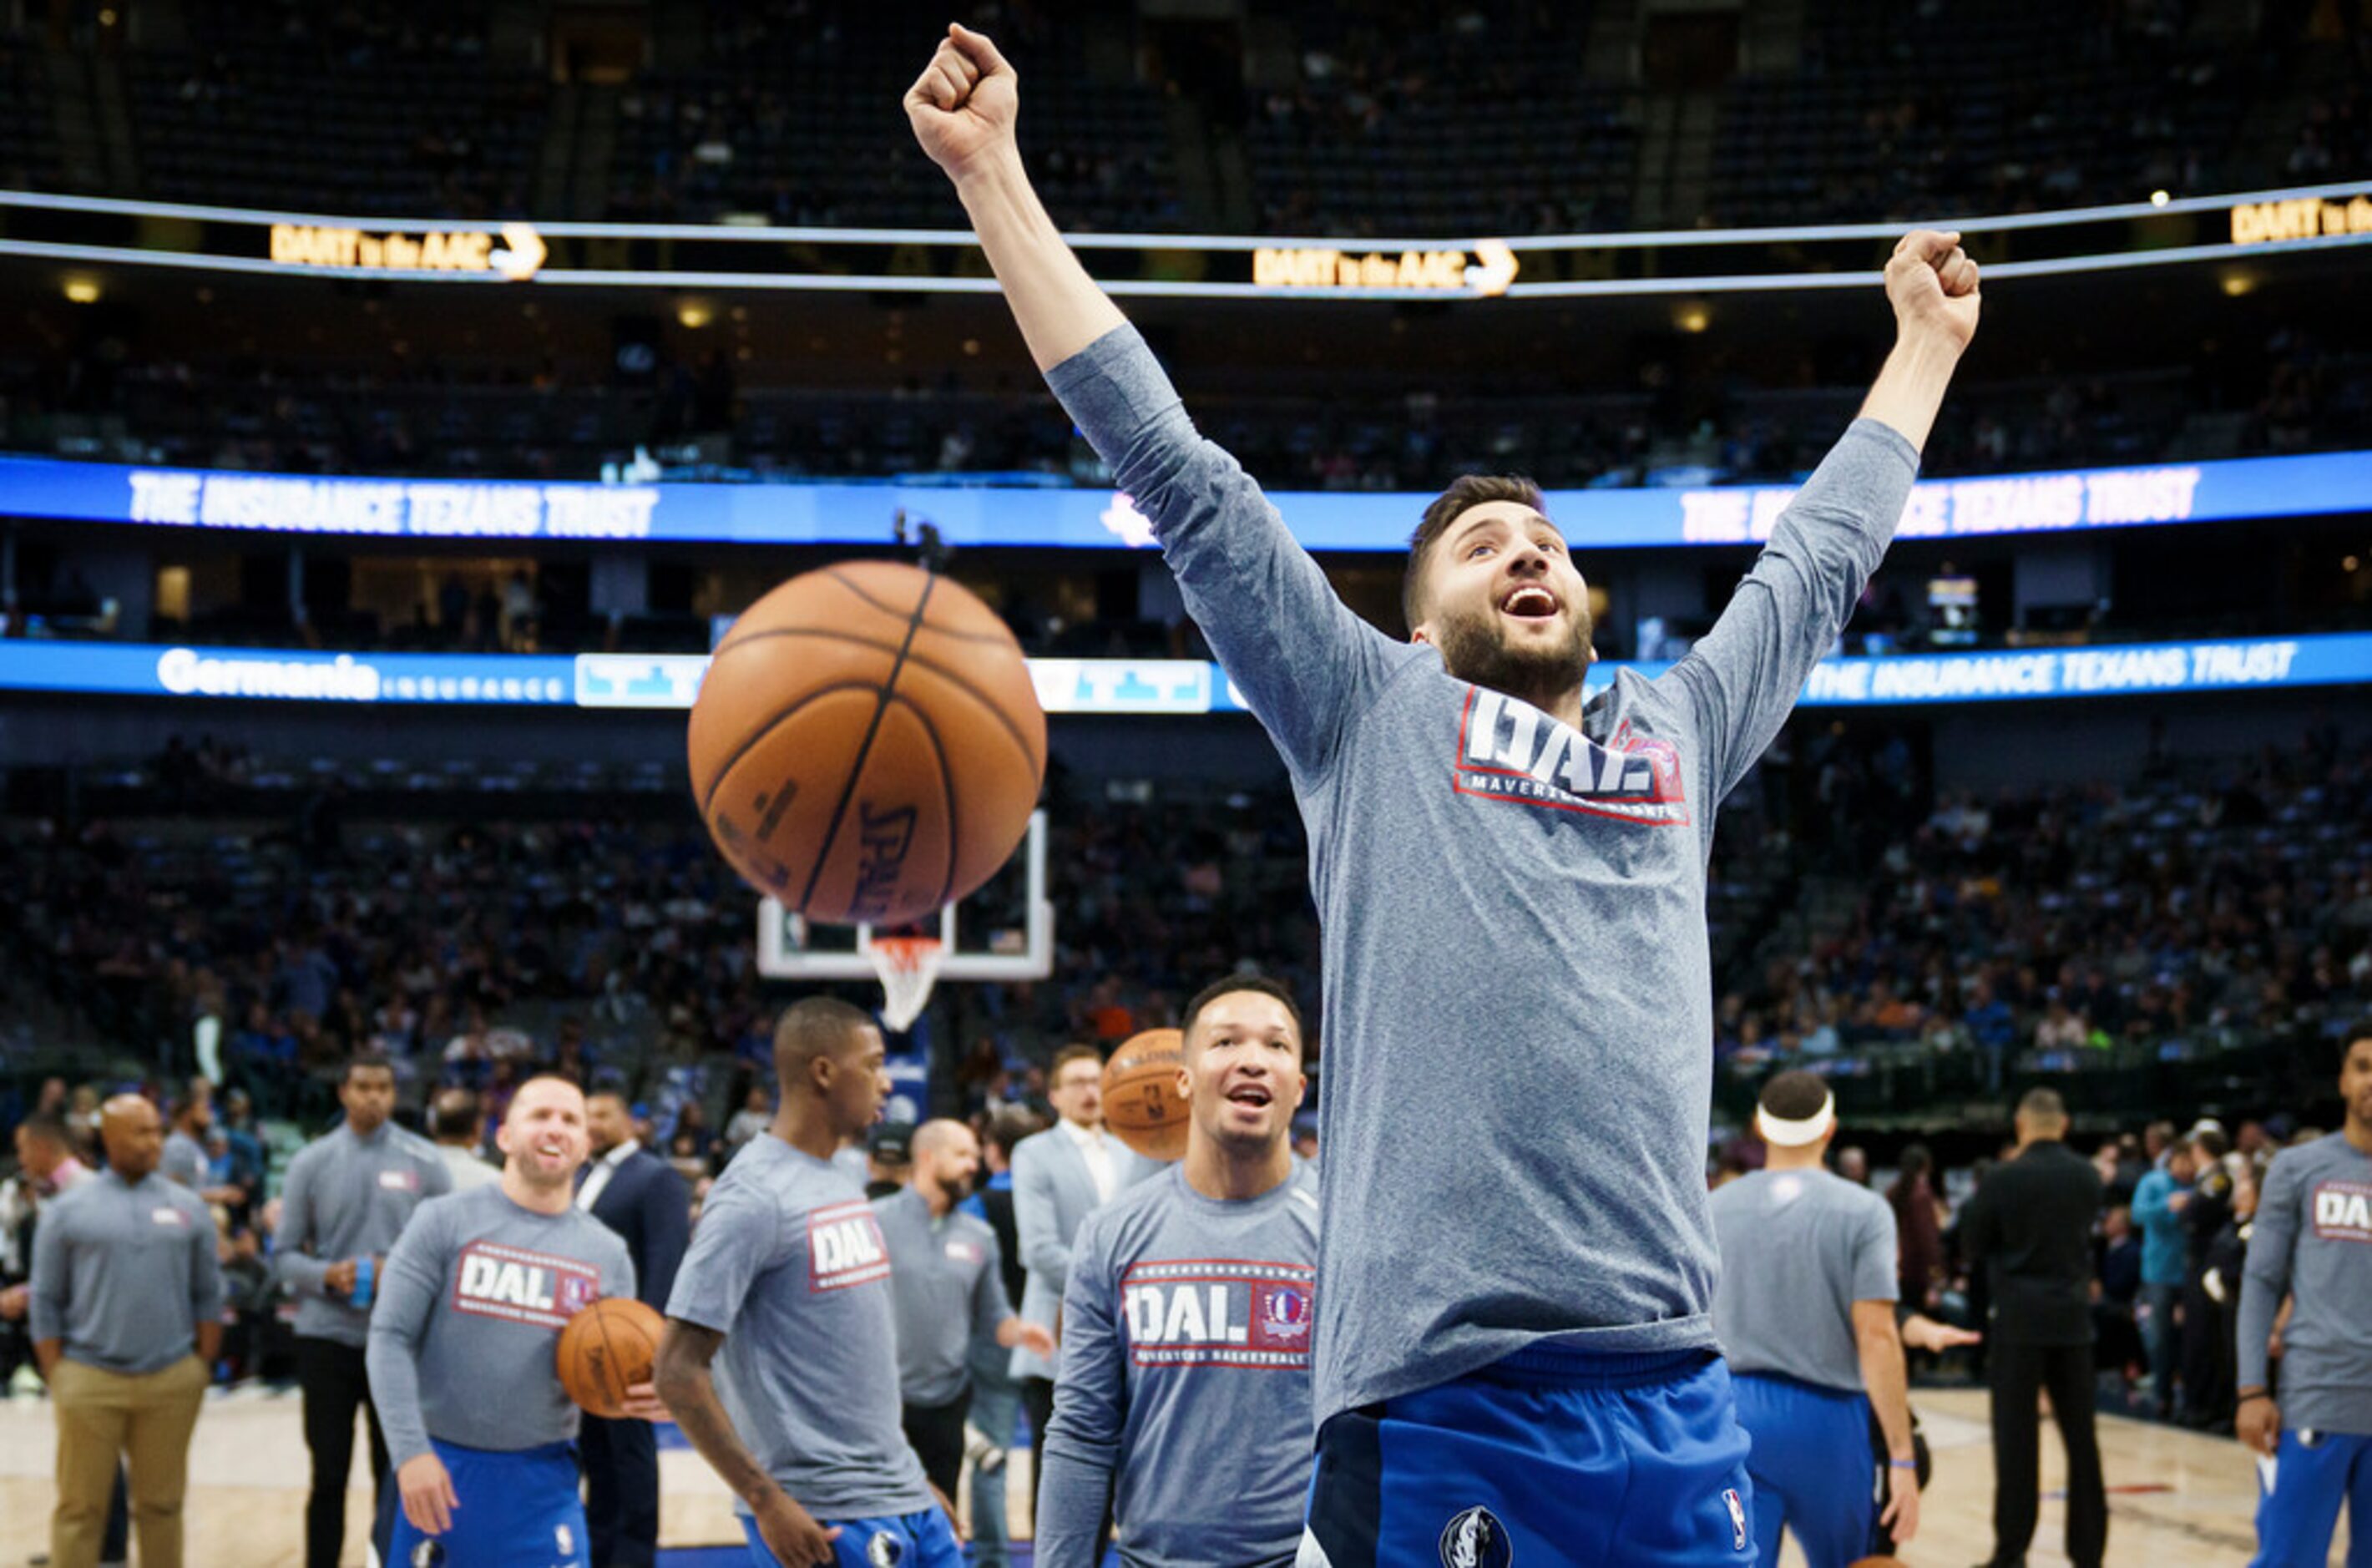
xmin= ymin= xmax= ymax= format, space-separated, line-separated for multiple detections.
xmin=867 ymin=936 xmax=945 ymax=1032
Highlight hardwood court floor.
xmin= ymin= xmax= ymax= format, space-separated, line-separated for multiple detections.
xmin=0 ymin=1385 xmax=2346 ymax=1565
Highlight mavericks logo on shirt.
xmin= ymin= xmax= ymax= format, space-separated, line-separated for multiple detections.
xmin=1453 ymin=690 xmax=1690 ymax=826
xmin=2312 ymin=1179 xmax=2372 ymax=1242
xmin=807 ymin=1201 xmax=893 ymax=1292
xmin=449 ymin=1240 xmax=601 ymax=1329
xmin=1120 ymin=1258 xmax=1315 ymax=1368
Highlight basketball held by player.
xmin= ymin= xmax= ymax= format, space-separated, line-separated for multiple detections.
xmin=366 ymin=1075 xmax=658 ymax=1568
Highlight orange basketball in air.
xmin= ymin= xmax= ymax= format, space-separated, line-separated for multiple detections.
xmin=1103 ymin=1028 xmax=1191 ymax=1162
xmin=555 ymin=1297 xmax=665 ymax=1419
xmin=688 ymin=562 xmax=1047 ymax=927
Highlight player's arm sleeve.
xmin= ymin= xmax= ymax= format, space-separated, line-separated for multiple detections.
xmin=27 ymin=1203 xmax=68 ymax=1346
xmin=1036 ymin=1219 xmax=1125 ymax=1568
xmin=1012 ymin=1143 xmax=1070 ymax=1292
xmin=188 ymin=1204 xmax=225 ymax=1328
xmin=1044 ymin=324 xmax=1399 ymax=781
xmin=271 ymin=1151 xmax=335 ymax=1298
xmin=2236 ymin=1154 xmax=2299 ymax=1393
xmin=1660 ymin=418 xmax=1919 ymax=802
xmin=365 ymin=1201 xmax=448 ymax=1467
xmin=1856 ymin=1199 xmax=1902 ymax=1304
xmin=971 ymin=1229 xmax=1014 ymax=1343
xmin=663 ymin=1181 xmax=772 ymax=1334
xmin=637 ymin=1166 xmax=691 ymax=1310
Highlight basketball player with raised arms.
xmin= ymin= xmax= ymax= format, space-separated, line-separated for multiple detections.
xmin=907 ymin=24 xmax=1981 ymax=1561
xmin=366 ymin=1075 xmax=653 ymax=1568
xmin=655 ymin=998 xmax=956 ymax=1568
xmin=2236 ymin=1027 xmax=2372 ymax=1567
xmin=1037 ymin=975 xmax=1320 ymax=1567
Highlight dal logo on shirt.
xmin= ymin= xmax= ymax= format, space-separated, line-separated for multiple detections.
xmin=451 ymin=1240 xmax=602 ymax=1330
xmin=808 ymin=1201 xmax=893 ymax=1292
xmin=2312 ymin=1179 xmax=2372 ymax=1242
xmin=1120 ymin=1261 xmax=1316 ymax=1368
xmin=1452 ymin=689 xmax=1691 ymax=826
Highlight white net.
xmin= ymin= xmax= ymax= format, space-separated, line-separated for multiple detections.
xmin=867 ymin=937 xmax=946 ymax=1032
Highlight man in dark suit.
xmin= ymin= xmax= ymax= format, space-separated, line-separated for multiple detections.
xmin=1958 ymin=1087 xmax=2107 ymax=1568
xmin=579 ymin=1089 xmax=691 ymax=1568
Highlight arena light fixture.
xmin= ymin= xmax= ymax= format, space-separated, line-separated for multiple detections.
xmin=0 ymin=182 xmax=2367 ymax=298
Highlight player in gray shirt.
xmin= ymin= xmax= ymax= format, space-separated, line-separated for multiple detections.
xmin=1039 ymin=976 xmax=1319 ymax=1568
xmin=367 ymin=1075 xmax=652 ymax=1568
xmin=2236 ymin=1029 xmax=2372 ymax=1565
xmin=873 ymin=1120 xmax=1053 ymax=1503
xmin=657 ymin=998 xmax=951 ymax=1568
xmin=275 ymin=1054 xmax=452 ymax=1568
xmin=906 ymin=23 xmax=1980 ymax=1558
xmin=1709 ymin=1072 xmax=1918 ymax=1566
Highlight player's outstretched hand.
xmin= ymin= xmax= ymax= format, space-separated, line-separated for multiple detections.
xmin=619 ymin=1378 xmax=669 ymax=1422
xmin=1879 ymin=1465 xmax=1923 ymax=1544
xmin=397 ymin=1451 xmax=459 ymax=1535
xmin=1900 ymin=1312 xmax=1981 ymax=1353
xmin=905 ymin=24 xmax=1019 ymax=181
xmin=1884 ymin=230 xmax=1981 ymax=354
xmin=1014 ymin=1319 xmax=1056 ymax=1360
xmin=2238 ymin=1394 xmax=2283 ymax=1457
xmin=751 ymin=1489 xmax=842 ymax=1566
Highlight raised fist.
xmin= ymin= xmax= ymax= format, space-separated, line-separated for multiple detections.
xmin=1885 ymin=229 xmax=1982 ymax=352
xmin=906 ymin=24 xmax=1019 ymax=180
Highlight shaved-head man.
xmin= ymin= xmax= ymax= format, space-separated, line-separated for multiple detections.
xmin=367 ymin=1077 xmax=653 ymax=1568
xmin=31 ymin=1094 xmax=223 ymax=1568
xmin=873 ymin=1118 xmax=1054 ymax=1502
xmin=658 ymin=996 xmax=961 ymax=1567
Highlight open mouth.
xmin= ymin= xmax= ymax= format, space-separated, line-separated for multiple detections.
xmin=1225 ymin=1084 xmax=1272 ymax=1108
xmin=538 ymin=1138 xmax=568 ymax=1159
xmin=1500 ymin=584 xmax=1559 ymax=620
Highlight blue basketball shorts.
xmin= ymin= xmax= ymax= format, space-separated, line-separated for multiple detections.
xmin=1729 ymin=1372 xmax=1877 ymax=1568
xmin=2250 ymin=1426 xmax=2372 ymax=1568
xmin=387 ymin=1439 xmax=586 ymax=1568
xmin=1301 ymin=1347 xmax=1758 ymax=1566
xmin=741 ymin=1504 xmax=964 ymax=1568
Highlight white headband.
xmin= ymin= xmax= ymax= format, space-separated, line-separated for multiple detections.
xmin=1756 ymin=1093 xmax=1836 ymax=1148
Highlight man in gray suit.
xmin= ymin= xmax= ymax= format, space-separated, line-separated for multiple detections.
xmin=1011 ymin=1044 xmax=1158 ymax=1502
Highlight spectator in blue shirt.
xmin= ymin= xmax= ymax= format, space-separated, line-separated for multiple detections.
xmin=1963 ymin=979 xmax=2017 ymax=1091
xmin=2129 ymin=1137 xmax=2198 ymax=1419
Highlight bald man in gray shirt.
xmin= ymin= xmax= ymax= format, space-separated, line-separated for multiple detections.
xmin=31 ymin=1095 xmax=223 ymax=1568
xmin=874 ymin=1120 xmax=1051 ymax=1504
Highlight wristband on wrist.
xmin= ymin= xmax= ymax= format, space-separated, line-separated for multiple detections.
xmin=1889 ymin=1458 xmax=1919 ymax=1469
xmin=2238 ymin=1391 xmax=2272 ymax=1404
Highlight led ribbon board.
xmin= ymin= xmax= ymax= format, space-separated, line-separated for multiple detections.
xmin=4 ymin=446 xmax=2367 ymax=549
xmin=0 ymin=636 xmax=2364 ymax=711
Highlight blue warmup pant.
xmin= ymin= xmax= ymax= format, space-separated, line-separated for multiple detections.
xmin=2251 ymin=1427 xmax=2372 ymax=1568
xmin=1730 ymin=1373 xmax=1877 ymax=1568
xmin=387 ymin=1438 xmax=586 ymax=1568
xmin=1303 ymin=1347 xmax=1757 ymax=1566
xmin=741 ymin=1505 xmax=964 ymax=1568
